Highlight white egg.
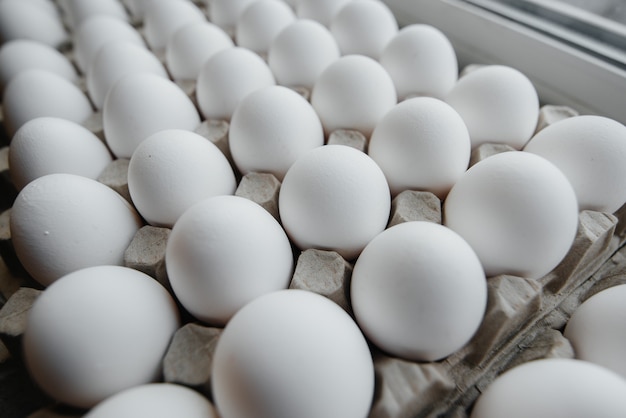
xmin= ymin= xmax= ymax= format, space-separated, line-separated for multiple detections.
xmin=352 ymin=221 xmax=487 ymax=361
xmin=330 ymin=0 xmax=398 ymax=60
xmin=23 ymin=266 xmax=180 ymax=409
xmin=128 ymin=129 xmax=237 ymax=227
xmin=10 ymin=174 xmax=143 ymax=286
xmin=268 ymin=19 xmax=340 ymax=89
xmin=9 ymin=117 xmax=113 ymax=191
xmin=564 ymin=284 xmax=626 ymax=379
xmin=229 ymin=85 xmax=324 ymax=180
xmin=235 ymin=0 xmax=296 ymax=54
xmin=73 ymin=15 xmax=146 ymax=75
xmin=143 ymin=0 xmax=206 ymax=53
xmin=279 ymin=144 xmax=390 ymax=260
xmin=196 ymin=47 xmax=276 ymax=121
xmin=470 ymin=359 xmax=626 ymax=417
xmin=166 ymin=195 xmax=294 ymax=326
xmin=61 ymin=0 xmax=129 ymax=30
xmin=87 ymin=41 xmax=169 ymax=110
xmin=103 ymin=72 xmax=201 ymax=158
xmin=524 ymin=115 xmax=626 ymax=213
xmin=311 ymin=55 xmax=397 ymax=137
xmin=368 ymin=97 xmax=471 ymax=198
xmin=297 ymin=0 xmax=352 ymax=27
xmin=207 ymin=0 xmax=257 ymax=34
xmin=85 ymin=383 xmax=217 ymax=418
xmin=212 ymin=289 xmax=374 ymax=418
xmin=444 ymin=151 xmax=578 ymax=279
xmin=2 ymin=69 xmax=93 ymax=138
xmin=445 ymin=65 xmax=539 ymax=149
xmin=165 ymin=21 xmax=234 ymax=81
xmin=380 ymin=24 xmax=458 ymax=100
xmin=0 ymin=0 xmax=67 ymax=47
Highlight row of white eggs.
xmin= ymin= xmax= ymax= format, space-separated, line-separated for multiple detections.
xmin=3 ymin=0 xmax=626 ymax=417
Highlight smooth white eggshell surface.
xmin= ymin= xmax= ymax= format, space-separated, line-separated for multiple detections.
xmin=470 ymin=359 xmax=626 ymax=418
xmin=564 ymin=284 xmax=626 ymax=379
xmin=229 ymin=85 xmax=324 ymax=180
xmin=446 ymin=65 xmax=539 ymax=149
xmin=85 ymin=384 xmax=217 ymax=418
xmin=166 ymin=195 xmax=294 ymax=326
xmin=23 ymin=266 xmax=180 ymax=409
xmin=207 ymin=0 xmax=257 ymax=33
xmin=380 ymin=24 xmax=458 ymax=100
xmin=9 ymin=117 xmax=113 ymax=190
xmin=235 ymin=0 xmax=296 ymax=54
xmin=196 ymin=47 xmax=276 ymax=121
xmin=268 ymin=19 xmax=340 ymax=89
xmin=444 ymin=151 xmax=578 ymax=279
xmin=368 ymin=97 xmax=470 ymax=198
xmin=143 ymin=0 xmax=206 ymax=53
xmin=103 ymin=72 xmax=201 ymax=158
xmin=297 ymin=0 xmax=352 ymax=27
xmin=279 ymin=144 xmax=391 ymax=260
xmin=352 ymin=221 xmax=487 ymax=361
xmin=10 ymin=174 xmax=143 ymax=286
xmin=212 ymin=289 xmax=374 ymax=418
xmin=128 ymin=129 xmax=236 ymax=227
xmin=524 ymin=115 xmax=626 ymax=213
xmin=0 ymin=0 xmax=67 ymax=47
xmin=61 ymin=0 xmax=129 ymax=30
xmin=311 ymin=55 xmax=396 ymax=137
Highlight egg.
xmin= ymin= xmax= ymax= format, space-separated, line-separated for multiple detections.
xmin=470 ymin=359 xmax=626 ymax=417
xmin=143 ymin=0 xmax=206 ymax=53
xmin=87 ymin=41 xmax=169 ymax=110
xmin=267 ymin=19 xmax=340 ymax=89
xmin=368 ymin=96 xmax=471 ymax=198
xmin=128 ymin=129 xmax=237 ymax=227
xmin=166 ymin=195 xmax=294 ymax=326
xmin=212 ymin=289 xmax=374 ymax=418
xmin=165 ymin=21 xmax=234 ymax=81
xmin=85 ymin=383 xmax=217 ymax=418
xmin=102 ymin=72 xmax=201 ymax=158
xmin=2 ymin=69 xmax=93 ymax=138
xmin=446 ymin=65 xmax=539 ymax=149
xmin=0 ymin=0 xmax=67 ymax=47
xmin=196 ymin=47 xmax=276 ymax=121
xmin=564 ymin=284 xmax=626 ymax=379
xmin=60 ymin=0 xmax=129 ymax=30
xmin=23 ymin=266 xmax=180 ymax=409
xmin=330 ymin=0 xmax=398 ymax=60
xmin=9 ymin=117 xmax=113 ymax=191
xmin=524 ymin=115 xmax=626 ymax=213
xmin=279 ymin=144 xmax=390 ymax=260
xmin=380 ymin=24 xmax=458 ymax=100
xmin=235 ymin=0 xmax=296 ymax=55
xmin=207 ymin=0 xmax=257 ymax=34
xmin=297 ymin=0 xmax=352 ymax=27
xmin=352 ymin=221 xmax=487 ymax=361
xmin=229 ymin=85 xmax=324 ymax=180
xmin=444 ymin=151 xmax=578 ymax=279
xmin=311 ymin=55 xmax=397 ymax=137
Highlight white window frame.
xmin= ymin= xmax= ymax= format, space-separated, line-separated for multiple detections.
xmin=382 ymin=0 xmax=626 ymax=125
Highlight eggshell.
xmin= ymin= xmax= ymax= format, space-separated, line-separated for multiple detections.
xmin=2 ymin=69 xmax=93 ymax=138
xmin=229 ymin=85 xmax=324 ymax=180
xmin=564 ymin=284 xmax=626 ymax=379
xmin=445 ymin=65 xmax=539 ymax=149
xmin=166 ymin=195 xmax=294 ymax=325
xmin=10 ymin=174 xmax=143 ymax=286
xmin=143 ymin=0 xmax=206 ymax=53
xmin=128 ymin=129 xmax=237 ymax=227
xmin=61 ymin=0 xmax=129 ymax=30
xmin=102 ymin=72 xmax=201 ymax=158
xmin=279 ymin=144 xmax=390 ymax=260
xmin=297 ymin=0 xmax=352 ymax=27
xmin=368 ymin=97 xmax=470 ymax=198
xmin=165 ymin=21 xmax=234 ymax=81
xmin=380 ymin=24 xmax=458 ymax=100
xmin=196 ymin=47 xmax=276 ymax=121
xmin=23 ymin=266 xmax=180 ymax=409
xmin=212 ymin=289 xmax=374 ymax=418
xmin=311 ymin=54 xmax=397 ymax=137
xmin=330 ymin=0 xmax=398 ymax=59
xmin=352 ymin=221 xmax=487 ymax=361
xmin=268 ymin=19 xmax=340 ymax=89
xmin=235 ymin=0 xmax=296 ymax=54
xmin=443 ymin=151 xmax=578 ymax=279
xmin=85 ymin=383 xmax=217 ymax=418
xmin=0 ymin=0 xmax=67 ymax=47
xmin=207 ymin=0 xmax=257 ymax=33
xmin=470 ymin=359 xmax=626 ymax=418
xmin=523 ymin=115 xmax=626 ymax=213
xmin=9 ymin=117 xmax=113 ymax=191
